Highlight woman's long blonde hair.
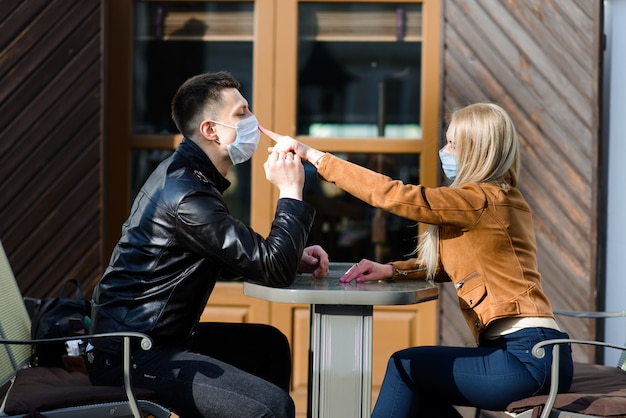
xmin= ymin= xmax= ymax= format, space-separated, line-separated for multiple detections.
xmin=418 ymin=103 xmax=521 ymax=278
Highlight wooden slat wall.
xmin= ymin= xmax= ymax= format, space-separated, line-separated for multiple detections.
xmin=0 ymin=0 xmax=104 ymax=299
xmin=439 ymin=0 xmax=603 ymax=363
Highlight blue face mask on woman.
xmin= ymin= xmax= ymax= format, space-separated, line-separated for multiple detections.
xmin=438 ymin=146 xmax=457 ymax=180
xmin=212 ymin=115 xmax=261 ymax=165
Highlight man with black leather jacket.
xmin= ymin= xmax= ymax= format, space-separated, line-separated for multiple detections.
xmin=86 ymin=71 xmax=329 ymax=418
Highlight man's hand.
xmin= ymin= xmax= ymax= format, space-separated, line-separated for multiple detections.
xmin=299 ymin=245 xmax=330 ymax=279
xmin=264 ymin=150 xmax=304 ymax=200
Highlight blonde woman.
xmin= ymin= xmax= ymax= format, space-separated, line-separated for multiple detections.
xmin=261 ymin=103 xmax=573 ymax=417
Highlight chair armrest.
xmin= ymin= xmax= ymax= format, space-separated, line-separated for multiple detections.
xmin=554 ymin=310 xmax=626 ymax=372
xmin=529 ymin=338 xmax=626 ymax=418
xmin=0 ymin=332 xmax=153 ymax=418
xmin=532 ymin=338 xmax=626 ymax=360
xmin=0 ymin=331 xmax=153 ymax=351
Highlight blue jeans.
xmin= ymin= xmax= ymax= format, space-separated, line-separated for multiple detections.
xmin=371 ymin=327 xmax=573 ymax=418
xmin=86 ymin=322 xmax=295 ymax=418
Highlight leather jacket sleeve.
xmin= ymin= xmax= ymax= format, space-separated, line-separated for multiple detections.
xmin=175 ymin=188 xmax=315 ymax=288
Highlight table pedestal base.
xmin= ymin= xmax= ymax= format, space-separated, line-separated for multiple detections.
xmin=309 ymin=304 xmax=373 ymax=418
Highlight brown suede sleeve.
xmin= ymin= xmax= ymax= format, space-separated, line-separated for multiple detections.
xmin=388 ymin=258 xmax=428 ymax=281
xmin=317 ymin=154 xmax=488 ymax=228
xmin=387 ymin=258 xmax=450 ymax=282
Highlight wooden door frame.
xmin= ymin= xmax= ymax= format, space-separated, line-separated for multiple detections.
xmin=105 ymin=0 xmax=442 ymax=251
xmin=105 ymin=0 xmax=133 ymax=256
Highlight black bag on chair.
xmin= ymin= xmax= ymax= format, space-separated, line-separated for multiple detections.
xmin=30 ymin=279 xmax=91 ymax=368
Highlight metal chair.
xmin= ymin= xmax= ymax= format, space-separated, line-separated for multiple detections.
xmin=0 ymin=240 xmax=170 ymax=418
xmin=505 ymin=310 xmax=626 ymax=418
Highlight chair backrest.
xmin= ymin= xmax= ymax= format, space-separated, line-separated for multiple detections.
xmin=0 ymin=241 xmax=33 ymax=387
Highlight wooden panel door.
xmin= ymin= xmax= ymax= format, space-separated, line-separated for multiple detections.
xmin=269 ymin=3 xmax=441 ymax=414
xmin=200 ymin=282 xmax=270 ymax=324
xmin=270 ymin=303 xmax=310 ymax=416
xmin=107 ymin=2 xmax=441 ymax=417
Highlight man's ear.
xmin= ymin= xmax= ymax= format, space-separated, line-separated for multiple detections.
xmin=199 ymin=120 xmax=218 ymax=141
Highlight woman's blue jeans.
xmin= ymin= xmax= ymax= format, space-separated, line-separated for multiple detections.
xmin=371 ymin=327 xmax=573 ymax=418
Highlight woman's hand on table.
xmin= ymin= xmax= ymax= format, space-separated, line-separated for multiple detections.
xmin=340 ymin=259 xmax=393 ymax=283
xmin=299 ymin=245 xmax=330 ymax=279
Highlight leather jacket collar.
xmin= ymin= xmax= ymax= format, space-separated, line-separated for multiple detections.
xmin=178 ymin=138 xmax=231 ymax=193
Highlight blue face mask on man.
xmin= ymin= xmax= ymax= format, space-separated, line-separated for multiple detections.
xmin=438 ymin=146 xmax=457 ymax=180
xmin=212 ymin=115 xmax=261 ymax=165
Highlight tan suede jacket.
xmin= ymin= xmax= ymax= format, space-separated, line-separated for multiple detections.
xmin=318 ymin=154 xmax=554 ymax=344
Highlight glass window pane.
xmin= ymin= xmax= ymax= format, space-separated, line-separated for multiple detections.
xmin=297 ymin=3 xmax=422 ymax=138
xmin=131 ymin=149 xmax=174 ymax=201
xmin=131 ymin=149 xmax=252 ymax=225
xmin=132 ymin=2 xmax=254 ymax=135
xmin=304 ymin=153 xmax=420 ymax=263
xmin=130 ymin=1 xmax=254 ymax=225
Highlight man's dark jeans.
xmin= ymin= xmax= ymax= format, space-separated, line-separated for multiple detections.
xmin=86 ymin=322 xmax=295 ymax=418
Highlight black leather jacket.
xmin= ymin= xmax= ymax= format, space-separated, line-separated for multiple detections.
xmin=91 ymin=138 xmax=315 ymax=353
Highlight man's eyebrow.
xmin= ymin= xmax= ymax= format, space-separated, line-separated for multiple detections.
xmin=230 ymin=101 xmax=248 ymax=112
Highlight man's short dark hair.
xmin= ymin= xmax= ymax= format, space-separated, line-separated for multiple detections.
xmin=171 ymin=71 xmax=241 ymax=139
